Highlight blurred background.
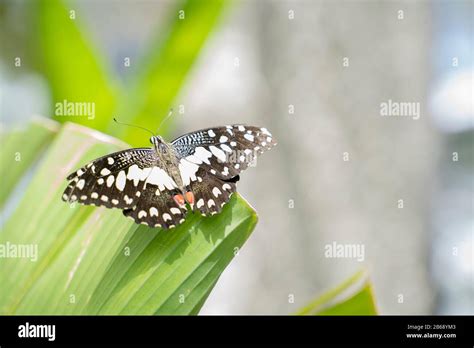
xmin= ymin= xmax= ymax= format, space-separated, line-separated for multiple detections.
xmin=0 ymin=0 xmax=472 ymax=314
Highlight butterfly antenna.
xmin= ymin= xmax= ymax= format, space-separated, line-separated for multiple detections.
xmin=156 ymin=108 xmax=174 ymax=133
xmin=113 ymin=118 xmax=155 ymax=137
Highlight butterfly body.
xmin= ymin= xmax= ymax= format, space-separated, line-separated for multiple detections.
xmin=62 ymin=125 xmax=276 ymax=229
xmin=149 ymin=135 xmax=185 ymax=194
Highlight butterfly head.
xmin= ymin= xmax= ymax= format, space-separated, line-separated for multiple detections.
xmin=150 ymin=135 xmax=168 ymax=153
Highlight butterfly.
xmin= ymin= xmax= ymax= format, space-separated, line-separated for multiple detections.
xmin=62 ymin=125 xmax=276 ymax=229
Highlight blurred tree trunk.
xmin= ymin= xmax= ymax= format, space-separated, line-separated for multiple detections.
xmin=189 ymin=0 xmax=438 ymax=314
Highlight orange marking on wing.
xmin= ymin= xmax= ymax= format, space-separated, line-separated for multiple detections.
xmin=185 ymin=191 xmax=195 ymax=204
xmin=173 ymin=194 xmax=185 ymax=206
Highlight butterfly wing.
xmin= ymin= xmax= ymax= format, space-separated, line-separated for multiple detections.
xmin=122 ymin=185 xmax=187 ymax=229
xmin=62 ymin=148 xmax=157 ymax=209
xmin=63 ymin=124 xmax=277 ymax=227
xmin=172 ymin=125 xmax=276 ymax=180
xmin=172 ymin=125 xmax=276 ymax=215
xmin=62 ymin=148 xmax=186 ymax=228
xmin=188 ymin=167 xmax=238 ymax=216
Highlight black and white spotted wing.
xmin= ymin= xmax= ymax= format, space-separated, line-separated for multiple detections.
xmin=187 ymin=166 xmax=238 ymax=216
xmin=63 ymin=148 xmax=156 ymax=208
xmin=63 ymin=124 xmax=276 ymax=229
xmin=122 ymin=184 xmax=187 ymax=229
xmin=172 ymin=125 xmax=276 ymax=181
xmin=172 ymin=125 xmax=276 ymax=215
xmin=62 ymin=148 xmax=186 ymax=228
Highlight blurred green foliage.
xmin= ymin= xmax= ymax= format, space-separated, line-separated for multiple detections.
xmin=297 ymin=270 xmax=378 ymax=315
xmin=32 ymin=0 xmax=229 ymax=145
xmin=0 ymin=120 xmax=257 ymax=315
xmin=0 ymin=0 xmax=380 ymax=315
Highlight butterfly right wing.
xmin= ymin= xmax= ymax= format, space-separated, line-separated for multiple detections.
xmin=122 ymin=185 xmax=187 ymax=229
xmin=172 ymin=125 xmax=276 ymax=181
xmin=62 ymin=148 xmax=188 ymax=228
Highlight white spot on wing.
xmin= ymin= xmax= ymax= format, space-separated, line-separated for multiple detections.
xmin=209 ymin=145 xmax=226 ymax=163
xmin=124 ymin=195 xmax=133 ymax=205
xmin=244 ymin=133 xmax=254 ymax=142
xmin=186 ymin=155 xmax=203 ymax=164
xmin=179 ymin=159 xmax=199 ymax=186
xmin=116 ymin=170 xmax=126 ymax=191
xmin=127 ymin=165 xmax=142 ymax=186
xmin=170 ymin=207 xmax=181 ymax=215
xmin=100 ymin=168 xmax=111 ymax=176
xmin=106 ymin=175 xmax=114 ymax=187
xmin=208 ymin=129 xmax=216 ymax=137
xmin=212 ymin=187 xmax=222 ymax=197
xmin=197 ymin=198 xmax=204 ymax=208
xmin=76 ymin=179 xmax=85 ymax=190
xmin=163 ymin=213 xmax=172 ymax=222
xmin=150 ymin=207 xmax=158 ymax=217
xmin=221 ymin=144 xmax=232 ymax=153
xmin=146 ymin=167 xmax=177 ymax=191
xmin=194 ymin=147 xmax=212 ymax=164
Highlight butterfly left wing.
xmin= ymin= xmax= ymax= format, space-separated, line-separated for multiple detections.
xmin=172 ymin=125 xmax=276 ymax=181
xmin=62 ymin=148 xmax=187 ymax=228
xmin=62 ymin=148 xmax=158 ymax=209
xmin=187 ymin=167 xmax=238 ymax=216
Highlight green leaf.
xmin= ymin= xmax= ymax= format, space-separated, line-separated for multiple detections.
xmin=33 ymin=0 xmax=230 ymax=145
xmin=0 ymin=117 xmax=59 ymax=207
xmin=90 ymin=194 xmax=255 ymax=315
xmin=0 ymin=122 xmax=129 ymax=314
xmin=297 ymin=270 xmax=378 ymax=315
xmin=0 ymin=122 xmax=257 ymax=315
xmin=35 ymin=0 xmax=118 ymax=131
xmin=113 ymin=0 xmax=230 ymax=145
